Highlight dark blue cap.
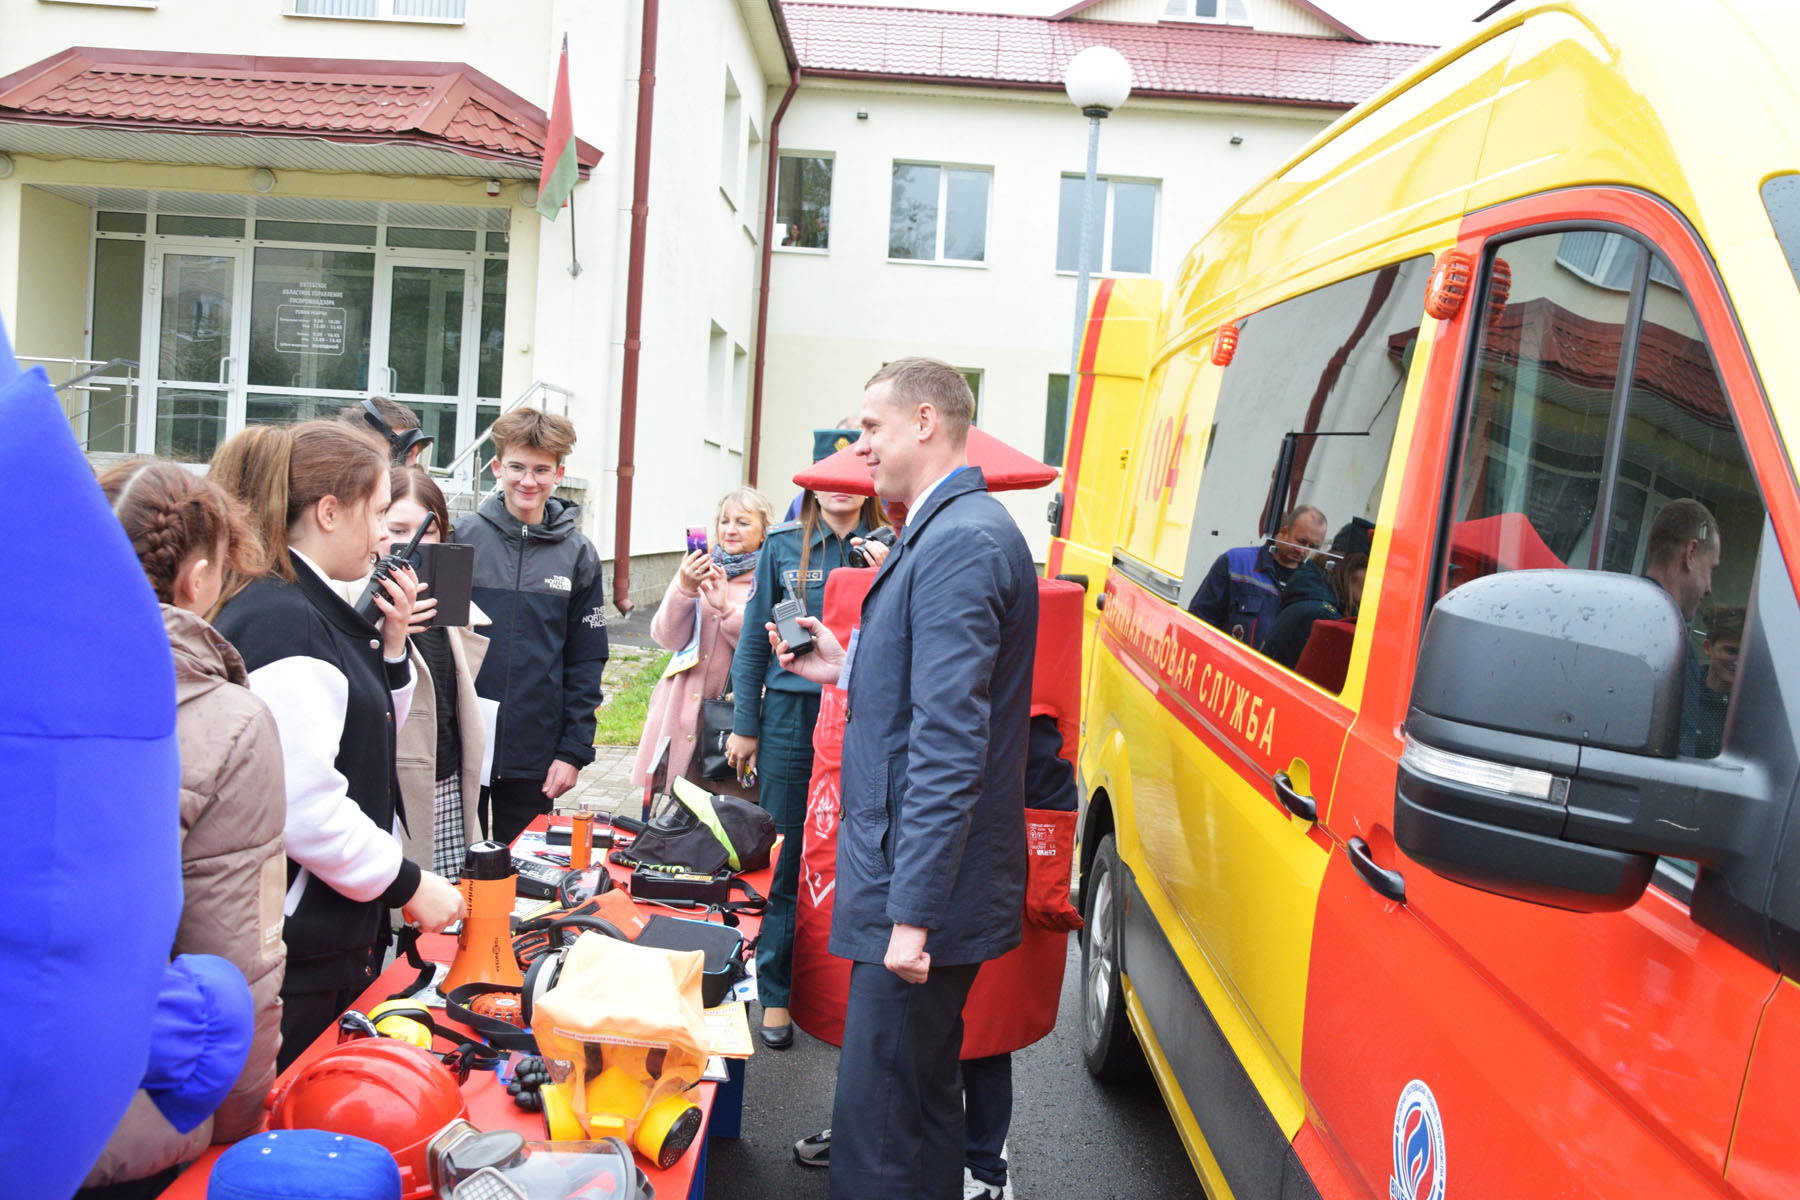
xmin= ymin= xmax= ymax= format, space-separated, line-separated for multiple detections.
xmin=812 ymin=428 xmax=855 ymax=462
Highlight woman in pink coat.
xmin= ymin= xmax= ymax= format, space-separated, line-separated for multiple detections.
xmin=632 ymin=487 xmax=775 ymax=797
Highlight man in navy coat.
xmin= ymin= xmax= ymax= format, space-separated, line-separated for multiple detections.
xmin=776 ymin=357 xmax=1038 ymax=1199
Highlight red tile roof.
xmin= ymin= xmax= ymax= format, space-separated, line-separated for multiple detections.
xmin=0 ymin=48 xmax=600 ymax=174
xmin=782 ymin=3 xmax=1433 ymax=108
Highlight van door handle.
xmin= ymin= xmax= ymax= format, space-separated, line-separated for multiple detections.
xmin=1271 ymin=771 xmax=1316 ymax=822
xmin=1347 ymin=837 xmax=1405 ymax=904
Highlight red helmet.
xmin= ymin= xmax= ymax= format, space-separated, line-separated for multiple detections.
xmin=267 ymin=1040 xmax=468 ymax=1200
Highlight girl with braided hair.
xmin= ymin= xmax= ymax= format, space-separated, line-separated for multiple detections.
xmin=87 ymin=462 xmax=286 ymax=1196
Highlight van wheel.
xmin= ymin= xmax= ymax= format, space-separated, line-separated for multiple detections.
xmin=1081 ymin=833 xmax=1146 ymax=1080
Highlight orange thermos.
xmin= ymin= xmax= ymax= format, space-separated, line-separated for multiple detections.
xmin=443 ymin=841 xmax=523 ymax=992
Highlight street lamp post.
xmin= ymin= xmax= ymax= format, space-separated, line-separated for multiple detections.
xmin=1058 ymin=46 xmax=1131 ymax=531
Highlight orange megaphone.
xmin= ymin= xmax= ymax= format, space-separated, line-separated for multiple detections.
xmin=442 ymin=841 xmax=523 ymax=992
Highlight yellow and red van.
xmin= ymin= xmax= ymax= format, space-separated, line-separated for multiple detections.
xmin=1053 ymin=1 xmax=1800 ymax=1195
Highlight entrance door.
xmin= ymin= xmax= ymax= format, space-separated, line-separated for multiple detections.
xmin=373 ymin=258 xmax=476 ymax=469
xmin=141 ymin=245 xmax=245 ymax=461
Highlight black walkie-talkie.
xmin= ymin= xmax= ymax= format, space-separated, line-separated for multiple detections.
xmin=354 ymin=511 xmax=435 ymax=625
xmin=771 ymin=585 xmax=815 ymax=658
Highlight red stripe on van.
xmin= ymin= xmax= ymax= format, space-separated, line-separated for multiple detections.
xmin=1057 ymin=277 xmax=1117 ymax=541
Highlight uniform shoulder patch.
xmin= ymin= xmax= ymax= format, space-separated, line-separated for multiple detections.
xmin=768 ymin=520 xmax=803 ymax=535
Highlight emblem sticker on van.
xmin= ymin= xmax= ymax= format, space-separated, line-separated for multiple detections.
xmin=1390 ymin=1079 xmax=1445 ymax=1200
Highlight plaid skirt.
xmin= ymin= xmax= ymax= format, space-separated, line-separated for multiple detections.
xmin=433 ymin=774 xmax=466 ymax=879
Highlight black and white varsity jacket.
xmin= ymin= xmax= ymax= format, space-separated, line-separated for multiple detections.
xmin=213 ymin=550 xmax=419 ymax=994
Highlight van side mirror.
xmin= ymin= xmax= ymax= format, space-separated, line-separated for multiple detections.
xmin=1397 ymin=570 xmax=1737 ymax=912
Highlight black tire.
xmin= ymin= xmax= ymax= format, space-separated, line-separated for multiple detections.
xmin=1081 ymin=832 xmax=1147 ymax=1080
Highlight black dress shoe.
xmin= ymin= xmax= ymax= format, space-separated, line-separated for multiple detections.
xmin=760 ymin=1020 xmax=794 ymax=1050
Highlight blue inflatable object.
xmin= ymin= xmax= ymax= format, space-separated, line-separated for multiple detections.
xmin=0 ymin=314 xmax=184 ymax=1197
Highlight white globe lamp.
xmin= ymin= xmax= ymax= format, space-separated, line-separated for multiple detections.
xmin=1064 ymin=45 xmax=1133 ymax=116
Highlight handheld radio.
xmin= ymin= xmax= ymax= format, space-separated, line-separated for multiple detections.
xmin=353 ymin=510 xmax=435 ymax=625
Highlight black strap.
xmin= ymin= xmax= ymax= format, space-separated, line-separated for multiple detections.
xmin=442 ymin=982 xmax=539 ymax=1054
xmin=390 ymin=926 xmax=439 ymax=1000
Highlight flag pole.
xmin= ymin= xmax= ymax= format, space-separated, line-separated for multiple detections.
xmin=568 ymin=191 xmax=581 ymax=277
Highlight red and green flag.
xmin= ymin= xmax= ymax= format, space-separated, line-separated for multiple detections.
xmin=536 ymin=36 xmax=577 ymax=221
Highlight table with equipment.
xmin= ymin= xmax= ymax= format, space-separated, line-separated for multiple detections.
xmin=161 ymin=810 xmax=768 ymax=1200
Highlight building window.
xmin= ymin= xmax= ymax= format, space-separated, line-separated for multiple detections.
xmin=1555 ymin=230 xmax=1679 ymax=291
xmin=730 ymin=343 xmax=749 ymax=453
xmin=720 ymin=72 xmax=743 ymax=206
xmin=286 ymin=0 xmax=466 ymax=21
xmin=1057 ymin=176 xmax=1156 ymax=274
xmin=776 ymin=155 xmax=833 ymax=250
xmin=707 ymin=322 xmax=729 ymax=445
xmin=960 ymin=369 xmax=983 ymax=422
xmin=889 ymin=163 xmax=991 ymax=264
xmin=1162 ymin=0 xmax=1250 ymax=24
xmin=1045 ymin=374 xmax=1070 ymax=467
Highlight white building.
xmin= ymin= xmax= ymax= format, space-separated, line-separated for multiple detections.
xmin=759 ymin=0 xmax=1433 ymax=552
xmin=0 ymin=0 xmax=1431 ymax=600
xmin=0 ymin=0 xmax=790 ymax=610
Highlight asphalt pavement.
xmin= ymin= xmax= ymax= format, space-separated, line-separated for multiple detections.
xmin=700 ymin=940 xmax=1204 ymax=1199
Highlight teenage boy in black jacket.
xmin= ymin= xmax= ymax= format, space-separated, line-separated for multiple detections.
xmin=454 ymin=409 xmax=609 ymax=846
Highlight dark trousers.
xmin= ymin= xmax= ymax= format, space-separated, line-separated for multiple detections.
xmin=962 ymin=1052 xmax=1012 ymax=1186
xmin=831 ymin=959 xmax=981 ymax=1200
xmin=278 ymin=983 xmax=363 ymax=1072
xmin=752 ymin=689 xmax=819 ymax=1011
xmin=482 ymin=777 xmax=549 ymax=848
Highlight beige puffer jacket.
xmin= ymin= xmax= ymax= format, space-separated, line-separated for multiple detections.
xmin=396 ymin=611 xmax=490 ymax=875
xmin=83 ymin=607 xmax=287 ymax=1187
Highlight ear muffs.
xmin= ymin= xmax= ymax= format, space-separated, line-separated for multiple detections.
xmin=520 ymin=946 xmax=565 ymax=1030
xmin=367 ymin=998 xmax=434 ymax=1049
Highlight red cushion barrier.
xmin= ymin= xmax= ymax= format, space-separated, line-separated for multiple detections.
xmin=789 ymin=573 xmax=1086 ymax=1055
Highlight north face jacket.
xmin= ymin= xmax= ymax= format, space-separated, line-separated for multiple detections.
xmin=455 ymin=492 xmax=609 ymax=780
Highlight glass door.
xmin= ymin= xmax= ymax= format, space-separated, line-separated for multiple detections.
xmin=141 ymin=245 xmax=245 ymax=461
xmin=372 ymin=258 xmax=477 ymax=470
xmin=244 ymin=244 xmax=378 ymax=429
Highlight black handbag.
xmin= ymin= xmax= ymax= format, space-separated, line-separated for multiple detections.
xmin=698 ymin=694 xmax=736 ymax=781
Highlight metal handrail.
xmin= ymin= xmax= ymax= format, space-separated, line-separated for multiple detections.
xmin=432 ymin=385 xmax=572 ymax=507
xmin=54 ymin=357 xmax=139 ymax=392
xmin=20 ymin=356 xmax=141 ymax=453
xmin=433 ymin=379 xmax=574 ymax=490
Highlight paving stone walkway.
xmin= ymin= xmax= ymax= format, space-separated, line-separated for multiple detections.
xmin=559 ymin=641 xmax=659 ymax=821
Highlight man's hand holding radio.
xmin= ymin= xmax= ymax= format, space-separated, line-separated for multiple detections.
xmin=770 ymin=615 xmax=843 ymax=686
xmin=403 ymin=870 xmax=466 ymax=933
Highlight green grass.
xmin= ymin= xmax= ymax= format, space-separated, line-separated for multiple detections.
xmin=594 ymin=650 xmax=673 ymax=745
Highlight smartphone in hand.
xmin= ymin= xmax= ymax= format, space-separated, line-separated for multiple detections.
xmin=685 ymin=526 xmax=709 ymax=555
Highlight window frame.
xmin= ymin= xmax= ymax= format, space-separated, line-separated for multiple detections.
xmin=1160 ymin=0 xmax=1252 ymax=26
xmin=1056 ymin=174 xmax=1160 ymax=277
xmin=886 ymin=161 xmax=994 ymax=268
xmin=284 ymin=0 xmax=466 ymax=24
xmin=773 ymin=152 xmax=835 ymax=255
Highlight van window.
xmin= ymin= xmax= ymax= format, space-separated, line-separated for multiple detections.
xmin=1178 ymin=254 xmax=1432 ymax=692
xmin=1443 ymin=231 xmax=1768 ymax=770
xmin=1440 ymin=231 xmax=1634 ymax=585
xmin=1602 ymin=261 xmax=1764 ymax=765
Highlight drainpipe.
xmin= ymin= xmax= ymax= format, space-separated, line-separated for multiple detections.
xmin=612 ymin=0 xmax=660 ymax=615
xmin=748 ymin=39 xmax=802 ymax=486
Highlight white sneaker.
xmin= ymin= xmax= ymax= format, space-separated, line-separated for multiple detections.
xmin=963 ymin=1167 xmax=1008 ymax=1199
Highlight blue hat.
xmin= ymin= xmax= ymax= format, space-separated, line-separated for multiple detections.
xmin=812 ymin=428 xmax=855 ymax=462
xmin=210 ymin=1130 xmax=402 ymax=1200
